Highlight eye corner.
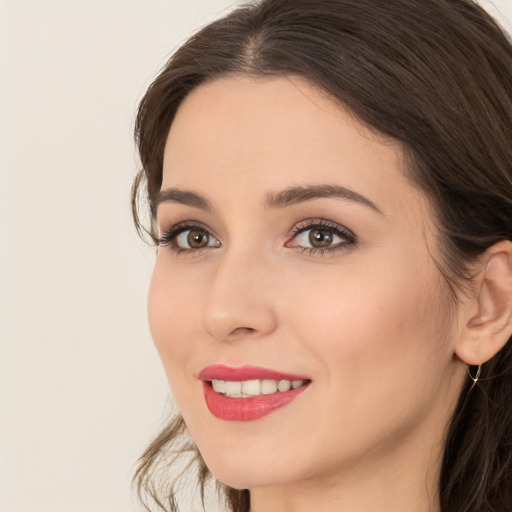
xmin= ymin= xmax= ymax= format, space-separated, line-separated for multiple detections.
xmin=158 ymin=220 xmax=221 ymax=255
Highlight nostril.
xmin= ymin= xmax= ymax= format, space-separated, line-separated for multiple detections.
xmin=202 ymin=326 xmax=256 ymax=342
xmin=230 ymin=327 xmax=257 ymax=336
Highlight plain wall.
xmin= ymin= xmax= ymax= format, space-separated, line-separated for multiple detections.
xmin=1 ymin=1 xmax=511 ymax=511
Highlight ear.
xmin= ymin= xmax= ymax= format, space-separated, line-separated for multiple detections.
xmin=455 ymin=240 xmax=512 ymax=366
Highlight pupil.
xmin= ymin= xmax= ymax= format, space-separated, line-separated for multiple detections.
xmin=309 ymin=229 xmax=332 ymax=247
xmin=188 ymin=229 xmax=208 ymax=248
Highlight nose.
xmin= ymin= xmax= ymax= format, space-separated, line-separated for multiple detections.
xmin=201 ymin=248 xmax=278 ymax=343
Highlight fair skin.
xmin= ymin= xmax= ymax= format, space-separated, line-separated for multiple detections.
xmin=148 ymin=75 xmax=512 ymax=512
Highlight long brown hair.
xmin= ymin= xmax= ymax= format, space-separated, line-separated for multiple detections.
xmin=131 ymin=1 xmax=512 ymax=511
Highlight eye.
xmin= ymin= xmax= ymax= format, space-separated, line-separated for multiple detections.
xmin=286 ymin=219 xmax=356 ymax=254
xmin=175 ymin=228 xmax=214 ymax=249
xmin=296 ymin=228 xmax=340 ymax=248
xmin=158 ymin=222 xmax=220 ymax=254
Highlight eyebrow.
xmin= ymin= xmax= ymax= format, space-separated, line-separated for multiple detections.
xmin=153 ymin=184 xmax=383 ymax=216
xmin=152 ymin=188 xmax=213 ymax=216
xmin=264 ymin=184 xmax=383 ymax=214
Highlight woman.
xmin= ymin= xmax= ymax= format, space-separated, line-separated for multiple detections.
xmin=131 ymin=1 xmax=512 ymax=511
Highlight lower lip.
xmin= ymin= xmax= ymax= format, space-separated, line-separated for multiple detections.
xmin=202 ymin=382 xmax=309 ymax=421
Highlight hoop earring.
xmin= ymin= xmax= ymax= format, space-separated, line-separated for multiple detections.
xmin=467 ymin=364 xmax=481 ymax=391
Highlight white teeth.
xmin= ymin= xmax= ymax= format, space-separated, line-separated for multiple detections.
xmin=241 ymin=379 xmax=261 ymax=396
xmin=211 ymin=378 xmax=307 ymax=397
xmin=211 ymin=379 xmax=226 ymax=394
xmin=261 ymin=379 xmax=278 ymax=394
xmin=277 ymin=379 xmax=291 ymax=392
xmin=225 ymin=381 xmax=242 ymax=397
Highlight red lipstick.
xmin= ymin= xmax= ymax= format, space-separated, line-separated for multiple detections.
xmin=198 ymin=365 xmax=309 ymax=382
xmin=198 ymin=365 xmax=311 ymax=421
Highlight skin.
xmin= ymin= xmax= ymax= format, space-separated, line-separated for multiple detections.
xmin=148 ymin=76 xmax=471 ymax=512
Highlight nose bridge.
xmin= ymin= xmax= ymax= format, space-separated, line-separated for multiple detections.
xmin=201 ymin=243 xmax=277 ymax=342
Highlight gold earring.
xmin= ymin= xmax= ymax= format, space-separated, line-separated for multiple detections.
xmin=467 ymin=365 xmax=482 ymax=391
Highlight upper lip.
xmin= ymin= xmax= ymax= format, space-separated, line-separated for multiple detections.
xmin=198 ymin=364 xmax=311 ymax=382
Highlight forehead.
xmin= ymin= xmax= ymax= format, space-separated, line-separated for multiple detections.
xmin=162 ymin=75 xmax=427 ymax=222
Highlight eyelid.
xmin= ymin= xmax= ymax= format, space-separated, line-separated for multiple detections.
xmin=158 ymin=220 xmax=221 ymax=253
xmin=286 ymin=218 xmax=357 ymax=254
xmin=290 ymin=218 xmax=356 ymax=239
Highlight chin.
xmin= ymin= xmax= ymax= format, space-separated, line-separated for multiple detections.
xmin=193 ymin=432 xmax=305 ymax=490
xmin=206 ymin=460 xmax=291 ymax=490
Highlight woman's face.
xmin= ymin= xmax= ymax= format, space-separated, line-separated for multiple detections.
xmin=148 ymin=76 xmax=465 ymax=491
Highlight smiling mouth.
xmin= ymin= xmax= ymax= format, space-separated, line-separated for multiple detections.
xmin=198 ymin=365 xmax=311 ymax=421
xmin=208 ymin=378 xmax=309 ymax=398
xmin=202 ymin=380 xmax=311 ymax=421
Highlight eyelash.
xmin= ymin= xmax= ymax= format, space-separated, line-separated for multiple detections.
xmin=158 ymin=221 xmax=216 ymax=256
xmin=289 ymin=219 xmax=357 ymax=255
xmin=157 ymin=219 xmax=357 ymax=256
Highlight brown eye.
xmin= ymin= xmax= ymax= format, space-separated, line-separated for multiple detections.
xmin=158 ymin=222 xmax=221 ymax=253
xmin=309 ymin=229 xmax=334 ymax=248
xmin=166 ymin=226 xmax=220 ymax=251
xmin=287 ymin=221 xmax=356 ymax=254
xmin=187 ymin=229 xmax=210 ymax=248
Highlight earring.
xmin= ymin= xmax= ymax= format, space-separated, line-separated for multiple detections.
xmin=467 ymin=364 xmax=482 ymax=391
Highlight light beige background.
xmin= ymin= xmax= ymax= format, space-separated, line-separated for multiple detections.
xmin=0 ymin=1 xmax=511 ymax=511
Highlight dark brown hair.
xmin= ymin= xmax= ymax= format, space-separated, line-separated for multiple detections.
xmin=131 ymin=1 xmax=512 ymax=511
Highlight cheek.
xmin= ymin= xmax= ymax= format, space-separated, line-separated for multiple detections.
xmin=287 ymin=255 xmax=449 ymax=415
xmin=265 ymin=259 xmax=452 ymax=474
xmin=290 ymin=256 xmax=442 ymax=349
xmin=147 ymin=261 xmax=201 ymax=385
